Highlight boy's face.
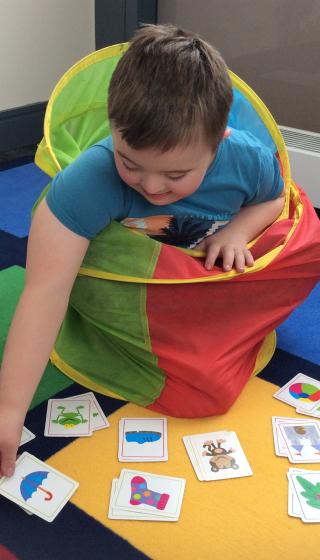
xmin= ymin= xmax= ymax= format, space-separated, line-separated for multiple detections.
xmin=112 ymin=128 xmax=216 ymax=206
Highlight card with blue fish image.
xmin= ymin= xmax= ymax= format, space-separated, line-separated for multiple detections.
xmin=118 ymin=418 xmax=168 ymax=462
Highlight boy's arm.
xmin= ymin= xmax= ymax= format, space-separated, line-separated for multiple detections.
xmin=198 ymin=193 xmax=285 ymax=272
xmin=0 ymin=199 xmax=89 ymax=476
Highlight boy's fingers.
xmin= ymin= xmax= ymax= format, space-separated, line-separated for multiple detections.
xmin=205 ymin=245 xmax=220 ymax=270
xmin=221 ymin=246 xmax=236 ymax=271
xmin=0 ymin=444 xmax=17 ymax=477
xmin=234 ymin=249 xmax=246 ymax=273
xmin=244 ymin=249 xmax=254 ymax=267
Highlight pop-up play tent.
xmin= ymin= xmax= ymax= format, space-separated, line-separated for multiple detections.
xmin=34 ymin=43 xmax=320 ymax=418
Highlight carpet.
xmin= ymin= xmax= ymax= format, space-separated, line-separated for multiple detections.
xmin=0 ymin=162 xmax=319 ymax=560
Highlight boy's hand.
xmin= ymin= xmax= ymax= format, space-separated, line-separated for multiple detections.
xmin=196 ymin=230 xmax=254 ymax=272
xmin=0 ymin=403 xmax=24 ymax=477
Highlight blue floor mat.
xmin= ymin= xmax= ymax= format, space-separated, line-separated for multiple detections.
xmin=0 ymin=163 xmax=49 ymax=237
xmin=276 ymin=282 xmax=320 ymax=365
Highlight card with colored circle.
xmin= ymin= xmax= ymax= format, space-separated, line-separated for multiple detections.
xmin=273 ymin=373 xmax=320 ymax=412
xmin=110 ymin=469 xmax=185 ymax=520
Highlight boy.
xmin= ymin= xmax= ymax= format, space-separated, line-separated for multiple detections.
xmin=0 ymin=24 xmax=284 ymax=477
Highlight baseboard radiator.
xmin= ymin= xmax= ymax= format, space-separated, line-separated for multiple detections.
xmin=279 ymin=126 xmax=320 ymax=208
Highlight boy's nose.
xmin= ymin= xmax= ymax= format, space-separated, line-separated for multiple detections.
xmin=141 ymin=176 xmax=165 ymax=195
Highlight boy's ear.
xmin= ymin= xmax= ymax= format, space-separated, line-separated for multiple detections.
xmin=223 ymin=127 xmax=231 ymax=139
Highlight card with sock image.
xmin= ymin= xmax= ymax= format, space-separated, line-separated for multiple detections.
xmin=118 ymin=418 xmax=168 ymax=461
xmin=109 ymin=468 xmax=185 ymax=520
xmin=108 ymin=479 xmax=171 ymax=521
xmin=278 ymin=421 xmax=320 ymax=463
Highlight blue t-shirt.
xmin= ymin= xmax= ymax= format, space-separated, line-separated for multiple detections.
xmin=46 ymin=129 xmax=283 ymax=248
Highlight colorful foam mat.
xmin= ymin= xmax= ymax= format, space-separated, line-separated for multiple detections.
xmin=0 ymin=255 xmax=319 ymax=559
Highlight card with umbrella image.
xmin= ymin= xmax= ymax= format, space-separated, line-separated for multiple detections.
xmin=118 ymin=418 xmax=168 ymax=462
xmin=0 ymin=452 xmax=79 ymax=522
xmin=44 ymin=398 xmax=92 ymax=437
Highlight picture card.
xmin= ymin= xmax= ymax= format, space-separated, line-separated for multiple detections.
xmin=273 ymin=373 xmax=320 ymax=412
xmin=118 ymin=418 xmax=168 ymax=462
xmin=271 ymin=416 xmax=319 ymax=457
xmin=111 ymin=469 xmax=185 ymax=520
xmin=183 ymin=431 xmax=253 ymax=481
xmin=108 ymin=479 xmax=171 ymax=521
xmin=278 ymin=421 xmax=320 ymax=463
xmin=44 ymin=399 xmax=92 ymax=437
xmin=65 ymin=392 xmax=110 ymax=431
xmin=0 ymin=452 xmax=79 ymax=522
xmin=20 ymin=426 xmax=36 ymax=447
xmin=288 ymin=469 xmax=320 ymax=522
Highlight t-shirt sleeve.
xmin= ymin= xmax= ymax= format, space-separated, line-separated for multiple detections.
xmin=245 ymin=145 xmax=284 ymax=205
xmin=46 ymin=144 xmax=130 ymax=238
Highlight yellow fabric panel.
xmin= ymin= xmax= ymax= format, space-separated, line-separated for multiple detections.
xmin=46 ymin=378 xmax=319 ymax=560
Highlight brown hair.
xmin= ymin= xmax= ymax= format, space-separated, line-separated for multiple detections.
xmin=108 ymin=24 xmax=233 ymax=151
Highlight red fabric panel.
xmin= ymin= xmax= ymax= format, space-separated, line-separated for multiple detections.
xmin=146 ymin=189 xmax=320 ymax=417
xmin=0 ymin=545 xmax=18 ymax=560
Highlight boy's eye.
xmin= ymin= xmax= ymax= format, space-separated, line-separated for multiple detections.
xmin=167 ymin=174 xmax=186 ymax=181
xmin=122 ymin=161 xmax=139 ymax=172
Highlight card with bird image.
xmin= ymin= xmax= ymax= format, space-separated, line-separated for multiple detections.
xmin=20 ymin=426 xmax=36 ymax=446
xmin=118 ymin=418 xmax=168 ymax=462
xmin=0 ymin=452 xmax=79 ymax=522
xmin=183 ymin=431 xmax=253 ymax=481
xmin=278 ymin=421 xmax=320 ymax=463
xmin=44 ymin=398 xmax=92 ymax=437
xmin=63 ymin=392 xmax=110 ymax=431
xmin=288 ymin=469 xmax=320 ymax=522
xmin=110 ymin=468 xmax=185 ymax=520
xmin=273 ymin=373 xmax=320 ymax=412
xmin=271 ymin=416 xmax=320 ymax=457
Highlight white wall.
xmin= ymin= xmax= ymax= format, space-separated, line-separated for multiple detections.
xmin=0 ymin=0 xmax=95 ymax=110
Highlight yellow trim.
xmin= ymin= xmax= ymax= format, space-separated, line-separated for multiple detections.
xmin=78 ymin=243 xmax=284 ymax=284
xmin=50 ymin=348 xmax=126 ymax=401
xmin=251 ymin=330 xmax=277 ymax=377
xmin=42 ymin=42 xmax=129 ymax=175
xmin=229 ymin=71 xmax=291 ymax=195
xmin=37 ymin=47 xmax=304 ymax=283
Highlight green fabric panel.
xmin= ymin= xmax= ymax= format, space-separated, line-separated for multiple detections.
xmin=55 ymin=276 xmax=165 ymax=406
xmin=0 ymin=266 xmax=73 ymax=410
xmin=82 ymin=220 xmax=161 ymax=279
xmin=50 ymin=53 xmax=123 ymax=171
